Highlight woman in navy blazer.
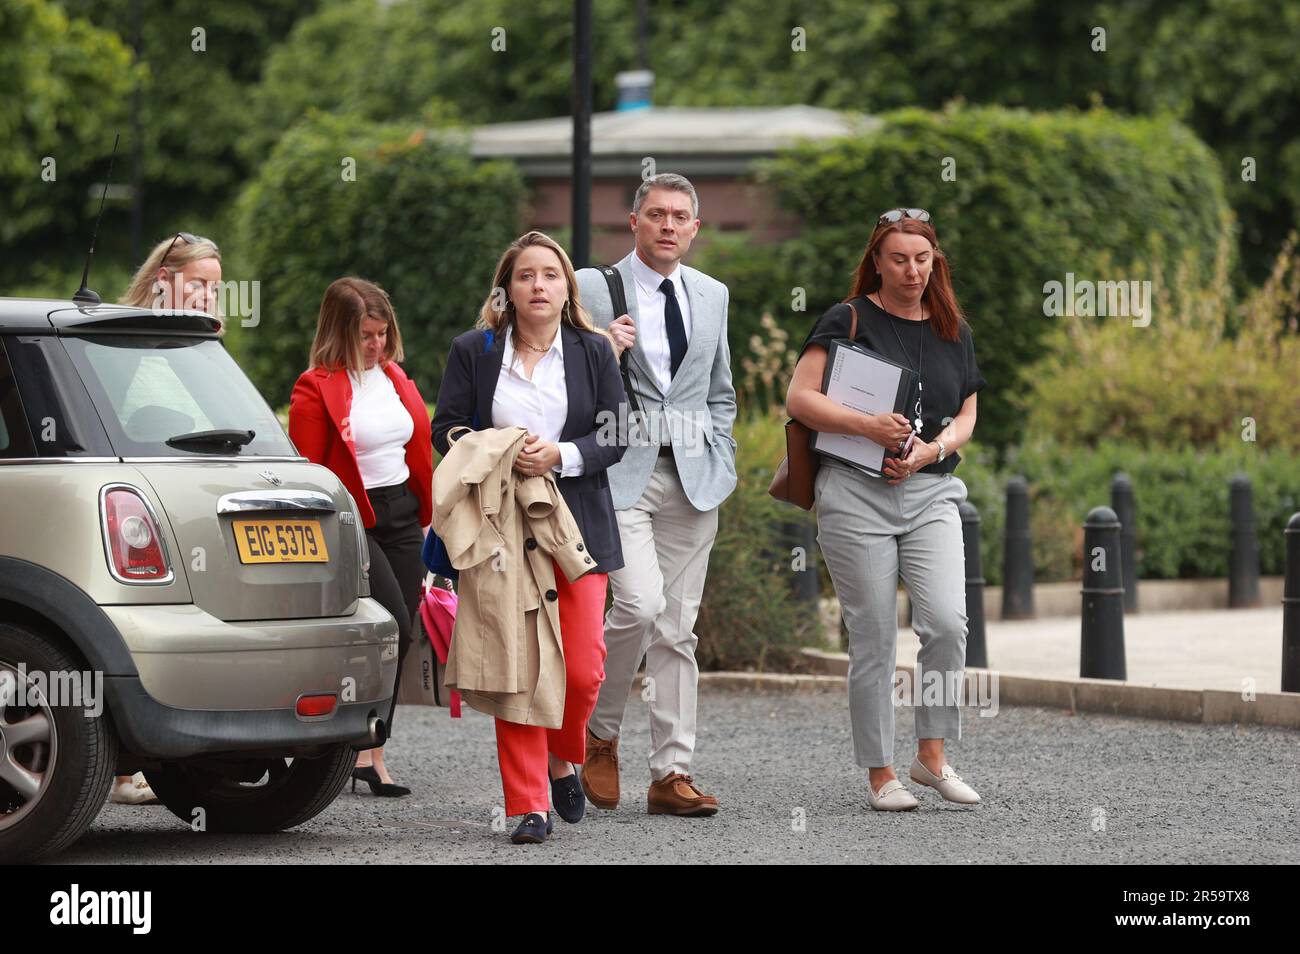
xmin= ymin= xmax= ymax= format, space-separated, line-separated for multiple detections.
xmin=431 ymin=231 xmax=627 ymax=844
xmin=431 ymin=257 xmax=627 ymax=576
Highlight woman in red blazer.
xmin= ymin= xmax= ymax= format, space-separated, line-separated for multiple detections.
xmin=289 ymin=277 xmax=432 ymax=797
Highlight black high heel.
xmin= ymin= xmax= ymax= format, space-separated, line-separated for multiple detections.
xmin=351 ymin=764 xmax=411 ymax=797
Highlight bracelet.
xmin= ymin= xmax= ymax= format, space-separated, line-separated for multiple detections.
xmin=936 ymin=440 xmax=947 ymax=462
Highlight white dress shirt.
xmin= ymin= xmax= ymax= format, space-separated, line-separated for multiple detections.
xmin=347 ymin=364 xmax=413 ymax=489
xmin=491 ymin=327 xmax=584 ymax=477
xmin=629 ymin=250 xmax=692 ymax=397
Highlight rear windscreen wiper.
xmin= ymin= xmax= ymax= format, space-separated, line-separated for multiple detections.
xmin=165 ymin=429 xmax=256 ymax=451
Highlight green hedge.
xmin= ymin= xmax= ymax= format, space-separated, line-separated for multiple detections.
xmin=695 ymin=412 xmax=821 ymax=671
xmin=225 ymin=111 xmax=524 ymax=406
xmin=958 ymin=437 xmax=1300 ymax=584
xmin=1020 ymin=234 xmax=1300 ymax=453
xmin=694 ymin=105 xmax=1232 ymax=453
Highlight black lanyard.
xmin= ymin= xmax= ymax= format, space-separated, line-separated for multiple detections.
xmin=874 ymin=296 xmax=926 ymax=434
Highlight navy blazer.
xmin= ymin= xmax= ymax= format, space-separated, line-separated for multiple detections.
xmin=432 ymin=323 xmax=628 ymax=574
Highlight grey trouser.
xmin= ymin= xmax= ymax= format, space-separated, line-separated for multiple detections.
xmin=814 ymin=459 xmax=969 ymax=768
xmin=589 ymin=456 xmax=719 ymax=779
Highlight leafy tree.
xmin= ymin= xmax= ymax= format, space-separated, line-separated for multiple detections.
xmin=227 ymin=111 xmax=525 ymax=405
xmin=0 ymin=0 xmax=132 ymax=290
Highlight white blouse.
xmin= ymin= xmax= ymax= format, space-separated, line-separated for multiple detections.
xmin=491 ymin=328 xmax=584 ymax=477
xmin=348 ymin=364 xmax=413 ymax=489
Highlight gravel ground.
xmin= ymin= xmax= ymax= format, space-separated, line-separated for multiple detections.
xmin=53 ymin=688 xmax=1300 ymax=864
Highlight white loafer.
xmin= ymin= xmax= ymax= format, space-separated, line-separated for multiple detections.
xmin=867 ymin=778 xmax=919 ymax=812
xmin=909 ymin=758 xmax=980 ymax=804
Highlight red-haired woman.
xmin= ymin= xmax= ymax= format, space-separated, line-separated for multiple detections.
xmin=289 ymin=277 xmax=433 ymax=797
xmin=786 ymin=209 xmax=987 ymax=813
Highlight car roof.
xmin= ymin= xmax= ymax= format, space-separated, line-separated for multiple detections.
xmin=0 ymin=297 xmax=221 ymax=336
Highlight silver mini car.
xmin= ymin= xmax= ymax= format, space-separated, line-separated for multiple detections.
xmin=0 ymin=298 xmax=399 ymax=862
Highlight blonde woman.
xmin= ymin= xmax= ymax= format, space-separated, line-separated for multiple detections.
xmin=431 ymin=231 xmax=627 ymax=844
xmin=109 ymin=231 xmax=223 ymax=806
xmin=120 ymin=231 xmax=222 ymax=317
xmin=289 ymin=278 xmax=433 ymax=797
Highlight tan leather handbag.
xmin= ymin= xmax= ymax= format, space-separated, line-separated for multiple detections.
xmin=768 ymin=300 xmax=859 ymax=510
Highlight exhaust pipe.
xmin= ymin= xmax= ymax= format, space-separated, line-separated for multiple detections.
xmin=351 ymin=715 xmax=387 ymax=750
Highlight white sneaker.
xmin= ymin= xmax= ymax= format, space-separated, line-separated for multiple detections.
xmin=909 ymin=758 xmax=980 ymax=804
xmin=866 ymin=777 xmax=919 ymax=812
xmin=110 ymin=773 xmax=159 ymax=806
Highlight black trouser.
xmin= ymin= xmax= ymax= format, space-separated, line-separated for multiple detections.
xmin=363 ymin=481 xmax=425 ymax=742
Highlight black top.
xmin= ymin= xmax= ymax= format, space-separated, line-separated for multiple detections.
xmin=431 ymin=324 xmax=628 ymax=574
xmin=798 ymin=295 xmax=986 ymax=475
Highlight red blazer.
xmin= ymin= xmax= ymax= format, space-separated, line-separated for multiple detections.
xmin=289 ymin=362 xmax=433 ymax=529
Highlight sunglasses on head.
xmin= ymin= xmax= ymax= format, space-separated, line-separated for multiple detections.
xmin=161 ymin=231 xmax=218 ymax=265
xmin=877 ymin=208 xmax=931 ymax=225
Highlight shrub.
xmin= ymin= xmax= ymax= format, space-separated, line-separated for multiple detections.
xmin=749 ymin=105 xmax=1232 ymax=454
xmin=696 ymin=410 xmax=820 ymax=672
xmin=225 ymin=112 xmax=524 ymax=405
xmin=1022 ymin=233 xmax=1300 ymax=452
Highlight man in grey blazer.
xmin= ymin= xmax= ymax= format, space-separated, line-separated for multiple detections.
xmin=575 ymin=173 xmax=737 ymax=817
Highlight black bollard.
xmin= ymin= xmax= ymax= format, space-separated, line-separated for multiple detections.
xmin=1081 ymin=506 xmax=1126 ymax=680
xmin=1111 ymin=472 xmax=1139 ymax=613
xmin=1229 ymin=473 xmax=1262 ymax=608
xmin=960 ymin=501 xmax=988 ymax=668
xmin=1283 ymin=513 xmax=1300 ymax=693
xmin=779 ymin=518 xmax=820 ymax=604
xmin=1001 ymin=476 xmax=1035 ymax=619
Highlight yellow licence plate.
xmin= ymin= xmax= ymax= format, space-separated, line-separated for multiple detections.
xmin=232 ymin=518 xmax=330 ymax=564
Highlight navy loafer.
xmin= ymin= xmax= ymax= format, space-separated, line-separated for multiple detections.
xmin=551 ymin=764 xmax=586 ymax=824
xmin=510 ymin=812 xmax=554 ymax=844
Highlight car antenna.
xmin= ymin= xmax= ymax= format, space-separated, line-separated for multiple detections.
xmin=72 ymin=132 xmax=121 ymax=307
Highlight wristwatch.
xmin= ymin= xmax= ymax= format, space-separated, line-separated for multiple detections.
xmin=936 ymin=440 xmax=948 ymax=463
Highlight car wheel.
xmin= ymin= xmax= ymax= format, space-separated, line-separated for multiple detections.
xmin=0 ymin=623 xmax=118 ymax=863
xmin=145 ymin=743 xmax=357 ymax=834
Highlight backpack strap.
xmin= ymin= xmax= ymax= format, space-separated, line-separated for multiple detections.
xmin=595 ymin=265 xmax=644 ymax=427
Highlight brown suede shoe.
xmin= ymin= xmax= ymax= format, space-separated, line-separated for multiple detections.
xmin=580 ymin=728 xmax=620 ymax=809
xmin=647 ymin=773 xmax=719 ymax=817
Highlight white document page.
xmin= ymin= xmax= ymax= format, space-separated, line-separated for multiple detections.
xmin=811 ymin=342 xmax=904 ymax=473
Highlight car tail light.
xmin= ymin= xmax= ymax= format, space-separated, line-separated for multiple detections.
xmin=343 ymin=491 xmax=371 ymax=594
xmin=296 ymin=694 xmax=337 ymax=718
xmin=100 ymin=485 xmax=173 ymax=584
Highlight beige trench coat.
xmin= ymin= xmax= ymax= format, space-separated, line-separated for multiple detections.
xmin=432 ymin=426 xmax=595 ymax=727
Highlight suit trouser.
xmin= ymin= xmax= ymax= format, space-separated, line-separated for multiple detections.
xmin=494 ymin=563 xmax=608 ymax=816
xmin=813 ymin=459 xmax=969 ymax=768
xmin=589 ymin=455 xmax=720 ymax=780
xmin=364 ymin=482 xmax=426 ymax=741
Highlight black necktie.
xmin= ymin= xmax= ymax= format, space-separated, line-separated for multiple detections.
xmin=659 ymin=277 xmax=688 ymax=378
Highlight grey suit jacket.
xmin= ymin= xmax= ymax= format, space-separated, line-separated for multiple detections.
xmin=576 ymin=251 xmax=738 ymax=512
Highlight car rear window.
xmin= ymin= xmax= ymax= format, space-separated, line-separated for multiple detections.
xmin=61 ymin=335 xmax=296 ymax=458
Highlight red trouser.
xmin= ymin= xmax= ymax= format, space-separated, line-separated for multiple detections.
xmin=495 ymin=564 xmax=608 ymax=816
